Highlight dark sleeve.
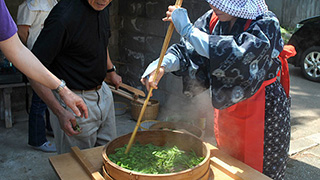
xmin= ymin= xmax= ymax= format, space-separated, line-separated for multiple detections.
xmin=31 ymin=17 xmax=68 ymax=67
xmin=166 ymin=11 xmax=213 ymax=97
xmin=208 ymin=15 xmax=283 ymax=109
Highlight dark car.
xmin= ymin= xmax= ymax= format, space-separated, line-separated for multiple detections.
xmin=287 ymin=15 xmax=320 ymax=82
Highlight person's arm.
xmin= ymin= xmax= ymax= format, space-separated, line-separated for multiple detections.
xmin=16 ymin=0 xmax=35 ymax=47
xmin=17 ymin=25 xmax=30 ymax=45
xmin=164 ymin=6 xmax=210 ymax=58
xmin=140 ymin=53 xmax=179 ymax=92
xmin=30 ymin=79 xmax=82 ymax=136
xmin=0 ymin=33 xmax=88 ymax=119
xmin=105 ymin=48 xmax=122 ymax=89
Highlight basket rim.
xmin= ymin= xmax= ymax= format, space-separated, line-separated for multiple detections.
xmin=130 ymin=99 xmax=159 ymax=107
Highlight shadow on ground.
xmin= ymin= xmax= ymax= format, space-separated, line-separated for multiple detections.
xmin=285 ymin=155 xmax=320 ymax=180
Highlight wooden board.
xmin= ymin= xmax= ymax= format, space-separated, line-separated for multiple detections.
xmin=49 ymin=146 xmax=104 ymax=180
xmin=49 ymin=144 xmax=271 ymax=180
xmin=205 ymin=143 xmax=271 ymax=180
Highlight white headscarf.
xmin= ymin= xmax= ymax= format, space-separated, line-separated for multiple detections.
xmin=205 ymin=0 xmax=268 ymax=20
xmin=27 ymin=0 xmax=58 ymax=11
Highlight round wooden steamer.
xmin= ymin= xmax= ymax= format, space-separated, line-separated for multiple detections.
xmin=102 ymin=130 xmax=211 ymax=180
xmin=102 ymin=163 xmax=213 ymax=180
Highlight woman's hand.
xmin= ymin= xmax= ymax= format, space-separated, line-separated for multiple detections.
xmin=140 ymin=67 xmax=165 ymax=96
xmin=162 ymin=5 xmax=179 ymax=22
xmin=59 ymin=87 xmax=88 ymax=119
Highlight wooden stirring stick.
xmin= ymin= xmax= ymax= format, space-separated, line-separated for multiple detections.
xmin=125 ymin=0 xmax=184 ymax=154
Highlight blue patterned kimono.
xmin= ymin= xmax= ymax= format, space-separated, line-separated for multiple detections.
xmin=167 ymin=9 xmax=290 ymax=180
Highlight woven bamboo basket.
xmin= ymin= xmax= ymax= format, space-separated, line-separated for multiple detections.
xmin=114 ymin=101 xmax=128 ymax=116
xmin=102 ymin=130 xmax=212 ymax=180
xmin=130 ymin=99 xmax=159 ymax=121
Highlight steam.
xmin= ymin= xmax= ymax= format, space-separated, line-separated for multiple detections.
xmin=158 ymin=89 xmax=216 ymax=144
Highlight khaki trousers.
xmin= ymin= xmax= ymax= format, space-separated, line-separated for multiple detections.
xmin=50 ymin=82 xmax=116 ymax=154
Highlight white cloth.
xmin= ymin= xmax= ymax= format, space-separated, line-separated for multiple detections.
xmin=16 ymin=0 xmax=57 ymax=49
xmin=205 ymin=0 xmax=268 ymax=20
xmin=27 ymin=0 xmax=56 ymax=11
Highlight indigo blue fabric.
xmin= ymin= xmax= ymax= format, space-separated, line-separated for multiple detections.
xmin=28 ymin=91 xmax=50 ymax=147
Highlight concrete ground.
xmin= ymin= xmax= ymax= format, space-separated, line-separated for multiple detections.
xmin=0 ymin=64 xmax=319 ymax=180
xmin=0 ymin=98 xmax=138 ymax=180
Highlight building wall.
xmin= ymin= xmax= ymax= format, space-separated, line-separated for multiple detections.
xmin=116 ymin=0 xmax=211 ymax=121
xmin=266 ymin=0 xmax=320 ymax=28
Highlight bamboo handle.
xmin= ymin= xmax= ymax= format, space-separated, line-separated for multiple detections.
xmin=104 ymin=79 xmax=146 ymax=97
xmin=125 ymin=0 xmax=184 ymax=154
xmin=119 ymin=83 xmax=146 ymax=97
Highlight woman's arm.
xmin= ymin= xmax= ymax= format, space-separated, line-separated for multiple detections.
xmin=164 ymin=6 xmax=210 ymax=58
xmin=0 ymin=33 xmax=88 ymax=118
xmin=0 ymin=33 xmax=62 ymax=89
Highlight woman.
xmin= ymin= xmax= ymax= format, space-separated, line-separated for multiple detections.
xmin=141 ymin=0 xmax=293 ymax=179
xmin=0 ymin=0 xmax=88 ymax=135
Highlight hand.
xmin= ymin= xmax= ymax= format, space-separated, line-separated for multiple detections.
xmin=58 ymin=87 xmax=88 ymax=119
xmin=140 ymin=67 xmax=165 ymax=96
xmin=106 ymin=71 xmax=122 ymax=89
xmin=56 ymin=108 xmax=82 ymax=136
xmin=162 ymin=5 xmax=179 ymax=22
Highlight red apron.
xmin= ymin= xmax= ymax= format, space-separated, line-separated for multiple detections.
xmin=210 ymin=12 xmax=296 ymax=172
xmin=214 ymin=77 xmax=276 ymax=172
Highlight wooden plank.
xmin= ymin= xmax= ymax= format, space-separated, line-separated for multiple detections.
xmin=210 ymin=157 xmax=243 ymax=180
xmin=71 ymin=147 xmax=104 ymax=180
xmin=50 ymin=144 xmax=272 ymax=180
xmin=104 ymin=79 xmax=145 ymax=97
xmin=210 ymin=164 xmax=236 ymax=180
xmin=109 ymin=85 xmax=150 ymax=105
xmin=49 ymin=146 xmax=104 ymax=180
xmin=0 ymin=82 xmax=27 ymax=88
xmin=0 ymin=89 xmax=4 ymax=120
xmin=3 ymin=87 xmax=12 ymax=128
xmin=205 ymin=143 xmax=272 ymax=180
xmin=119 ymin=83 xmax=145 ymax=97
xmin=0 ymin=82 xmax=30 ymax=128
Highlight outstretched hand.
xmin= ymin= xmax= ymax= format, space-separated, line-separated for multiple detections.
xmin=140 ymin=67 xmax=165 ymax=96
xmin=58 ymin=87 xmax=88 ymax=119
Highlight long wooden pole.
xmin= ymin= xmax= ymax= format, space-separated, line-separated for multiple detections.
xmin=125 ymin=0 xmax=184 ymax=154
